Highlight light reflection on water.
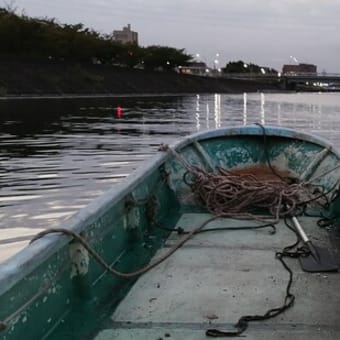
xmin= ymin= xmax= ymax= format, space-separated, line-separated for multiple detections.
xmin=1 ymin=92 xmax=340 ymax=261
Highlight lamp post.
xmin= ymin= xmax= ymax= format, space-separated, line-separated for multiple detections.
xmin=214 ymin=53 xmax=220 ymax=69
xmin=212 ymin=53 xmax=221 ymax=76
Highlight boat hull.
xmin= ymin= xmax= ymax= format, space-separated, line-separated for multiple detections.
xmin=1 ymin=125 xmax=340 ymax=339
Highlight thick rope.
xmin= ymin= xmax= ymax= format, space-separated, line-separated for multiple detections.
xmin=29 ymin=216 xmax=220 ymax=279
xmin=160 ymin=143 xmax=325 ymax=222
xmin=187 ymin=167 xmax=320 ymax=220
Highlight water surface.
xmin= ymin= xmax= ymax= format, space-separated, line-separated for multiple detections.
xmin=1 ymin=92 xmax=340 ymax=261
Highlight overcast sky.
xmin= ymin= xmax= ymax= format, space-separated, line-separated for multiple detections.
xmin=8 ymin=0 xmax=340 ymax=72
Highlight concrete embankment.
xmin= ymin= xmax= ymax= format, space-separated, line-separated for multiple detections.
xmin=0 ymin=60 xmax=281 ymax=96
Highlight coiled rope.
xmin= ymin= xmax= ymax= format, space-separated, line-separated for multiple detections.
xmin=160 ymin=143 xmax=323 ymax=222
xmin=186 ymin=167 xmax=310 ymax=220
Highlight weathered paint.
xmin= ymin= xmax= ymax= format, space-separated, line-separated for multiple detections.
xmin=69 ymin=243 xmax=90 ymax=279
xmin=0 ymin=125 xmax=339 ymax=339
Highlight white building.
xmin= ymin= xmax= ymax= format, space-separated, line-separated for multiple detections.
xmin=113 ymin=24 xmax=138 ymax=45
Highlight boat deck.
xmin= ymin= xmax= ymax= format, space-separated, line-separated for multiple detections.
xmin=95 ymin=213 xmax=340 ymax=340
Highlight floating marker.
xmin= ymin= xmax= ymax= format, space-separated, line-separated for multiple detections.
xmin=116 ymin=106 xmax=122 ymax=118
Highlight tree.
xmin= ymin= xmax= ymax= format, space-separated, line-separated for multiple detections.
xmin=114 ymin=43 xmax=143 ymax=68
xmin=142 ymin=46 xmax=192 ymax=71
xmin=223 ymin=60 xmax=277 ymax=74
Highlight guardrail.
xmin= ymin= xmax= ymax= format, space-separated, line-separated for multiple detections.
xmin=221 ymin=73 xmax=340 ymax=80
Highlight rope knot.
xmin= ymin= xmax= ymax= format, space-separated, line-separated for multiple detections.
xmin=158 ymin=143 xmax=169 ymax=152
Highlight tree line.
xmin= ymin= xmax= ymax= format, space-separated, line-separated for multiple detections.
xmin=0 ymin=7 xmax=193 ymax=70
xmin=0 ymin=7 xmax=277 ymax=74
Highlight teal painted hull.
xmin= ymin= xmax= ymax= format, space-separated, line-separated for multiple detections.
xmin=1 ymin=125 xmax=340 ymax=339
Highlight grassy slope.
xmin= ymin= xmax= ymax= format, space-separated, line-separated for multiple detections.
xmin=0 ymin=60 xmax=281 ymax=95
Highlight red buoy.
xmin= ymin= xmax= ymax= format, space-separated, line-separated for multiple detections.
xmin=116 ymin=106 xmax=122 ymax=118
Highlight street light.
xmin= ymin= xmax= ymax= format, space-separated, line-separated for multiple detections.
xmin=213 ymin=53 xmax=220 ymax=71
xmin=289 ymin=55 xmax=299 ymax=64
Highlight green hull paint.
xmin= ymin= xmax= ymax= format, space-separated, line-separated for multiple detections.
xmin=1 ymin=125 xmax=340 ymax=339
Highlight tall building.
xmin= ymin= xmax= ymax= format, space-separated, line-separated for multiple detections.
xmin=113 ymin=24 xmax=138 ymax=45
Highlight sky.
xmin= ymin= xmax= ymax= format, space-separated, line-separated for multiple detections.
xmin=7 ymin=0 xmax=340 ymax=72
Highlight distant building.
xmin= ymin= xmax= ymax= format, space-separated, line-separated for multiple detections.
xmin=113 ymin=24 xmax=138 ymax=45
xmin=178 ymin=62 xmax=210 ymax=76
xmin=282 ymin=63 xmax=317 ymax=75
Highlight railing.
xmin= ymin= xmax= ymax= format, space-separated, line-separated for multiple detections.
xmin=221 ymin=73 xmax=340 ymax=80
xmin=284 ymin=73 xmax=340 ymax=78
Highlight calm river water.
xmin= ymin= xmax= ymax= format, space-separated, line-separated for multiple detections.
xmin=1 ymin=92 xmax=340 ymax=261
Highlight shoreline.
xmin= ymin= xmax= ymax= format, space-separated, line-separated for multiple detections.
xmin=0 ymin=93 xmax=227 ymax=100
xmin=0 ymin=60 xmax=282 ymax=96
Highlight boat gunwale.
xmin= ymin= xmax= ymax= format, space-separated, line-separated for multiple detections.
xmin=0 ymin=124 xmax=339 ymax=296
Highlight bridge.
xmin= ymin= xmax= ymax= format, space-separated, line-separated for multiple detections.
xmin=220 ymin=73 xmax=340 ymax=91
xmin=282 ymin=73 xmax=340 ymax=91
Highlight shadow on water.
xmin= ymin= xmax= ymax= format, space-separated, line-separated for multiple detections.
xmin=0 ymin=95 xmax=187 ymax=157
xmin=0 ymin=95 xmax=184 ymax=128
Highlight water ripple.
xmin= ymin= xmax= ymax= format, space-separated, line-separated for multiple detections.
xmin=1 ymin=93 xmax=340 ymax=261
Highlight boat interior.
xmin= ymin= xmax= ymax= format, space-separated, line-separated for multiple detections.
xmin=95 ymin=213 xmax=340 ymax=340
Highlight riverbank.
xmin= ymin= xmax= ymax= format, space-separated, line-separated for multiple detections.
xmin=0 ymin=60 xmax=281 ymax=96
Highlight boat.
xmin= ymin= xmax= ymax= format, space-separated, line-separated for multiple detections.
xmin=1 ymin=124 xmax=340 ymax=339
